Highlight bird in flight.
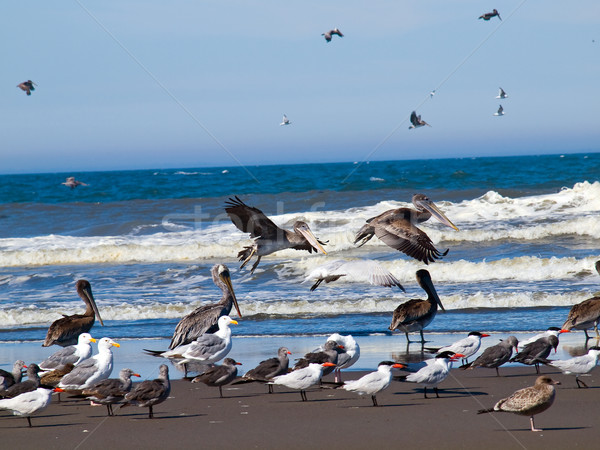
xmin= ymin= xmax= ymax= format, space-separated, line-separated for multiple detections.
xmin=322 ymin=28 xmax=344 ymax=42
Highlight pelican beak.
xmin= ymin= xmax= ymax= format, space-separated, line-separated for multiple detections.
xmin=230 ymin=319 xmax=239 ymax=325
xmin=298 ymin=226 xmax=327 ymax=255
xmin=111 ymin=342 xmax=121 ymax=348
xmin=418 ymin=198 xmax=459 ymax=231
xmin=83 ymin=285 xmax=104 ymax=326
xmin=221 ymin=271 xmax=242 ymax=318
xmin=89 ymin=338 xmax=97 ymax=343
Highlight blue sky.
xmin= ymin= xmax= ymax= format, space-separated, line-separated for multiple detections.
xmin=3 ymin=1 xmax=600 ymax=174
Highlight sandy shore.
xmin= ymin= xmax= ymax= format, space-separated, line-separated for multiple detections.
xmin=1 ymin=365 xmax=598 ymax=449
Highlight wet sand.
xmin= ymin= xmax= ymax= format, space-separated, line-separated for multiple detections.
xmin=1 ymin=365 xmax=598 ymax=449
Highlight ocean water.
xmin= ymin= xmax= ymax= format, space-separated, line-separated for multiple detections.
xmin=1 ymin=153 xmax=599 ymax=349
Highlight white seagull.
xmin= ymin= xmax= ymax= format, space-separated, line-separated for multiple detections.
xmin=280 ymin=114 xmax=291 ymax=126
xmin=403 ymin=351 xmax=464 ymax=398
xmin=270 ymin=362 xmax=336 ymax=401
xmin=0 ymin=386 xmax=63 ymax=427
xmin=39 ymin=333 xmax=96 ymax=372
xmin=342 ymin=361 xmax=405 ymax=406
xmin=545 ymin=346 xmax=600 ymax=388
xmin=427 ymin=331 xmax=490 ymax=364
xmin=316 ymin=333 xmax=361 ymax=383
xmin=59 ymin=337 xmax=120 ymax=390
xmin=496 ymin=87 xmax=508 ymax=99
xmin=494 ymin=105 xmax=504 ymax=116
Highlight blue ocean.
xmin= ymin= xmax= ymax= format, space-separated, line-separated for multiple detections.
xmin=1 ymin=153 xmax=600 ymax=375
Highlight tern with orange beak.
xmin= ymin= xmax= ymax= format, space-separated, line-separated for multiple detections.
xmin=342 ymin=361 xmax=405 ymax=406
xmin=270 ymin=362 xmax=336 ymax=401
xmin=401 ymin=351 xmax=465 ymax=398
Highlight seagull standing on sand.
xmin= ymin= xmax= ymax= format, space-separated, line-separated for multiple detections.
xmin=83 ymin=368 xmax=141 ymax=416
xmin=321 ymin=333 xmax=360 ymax=383
xmin=460 ymin=336 xmax=518 ymax=376
xmin=0 ymin=364 xmax=42 ymax=398
xmin=280 ymin=114 xmax=291 ymax=126
xmin=496 ymin=87 xmax=508 ymax=99
xmin=510 ymin=335 xmax=559 ymax=374
xmin=544 ymin=346 xmax=600 ymax=388
xmin=478 ymin=376 xmax=560 ymax=432
xmin=401 ymin=351 xmax=464 ymax=398
xmin=294 ymin=340 xmax=345 ymax=377
xmin=408 ymin=111 xmax=431 ymax=129
xmin=233 ymin=347 xmax=291 ymax=393
xmin=322 ymin=28 xmax=343 ymax=42
xmin=426 ymin=331 xmax=490 ymax=364
xmin=192 ymin=358 xmax=242 ymax=398
xmin=270 ymin=362 xmax=336 ymax=401
xmin=0 ymin=386 xmax=63 ymax=427
xmin=39 ymin=333 xmax=96 ymax=371
xmin=494 ymin=105 xmax=504 ymax=116
xmin=17 ymin=80 xmax=36 ymax=95
xmin=59 ymin=337 xmax=120 ymax=390
xmin=479 ymin=9 xmax=501 ymax=21
xmin=121 ymin=364 xmax=170 ymax=419
xmin=0 ymin=360 xmax=26 ymax=390
xmin=342 ymin=361 xmax=405 ymax=406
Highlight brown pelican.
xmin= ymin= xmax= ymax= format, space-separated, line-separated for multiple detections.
xmin=43 ymin=280 xmax=104 ymax=347
xmin=408 ymin=111 xmax=431 ymax=129
xmin=280 ymin=114 xmax=291 ymax=126
xmin=460 ymin=336 xmax=519 ymax=376
xmin=0 ymin=360 xmax=26 ymax=390
xmin=121 ymin=364 xmax=170 ymax=419
xmin=0 ymin=386 xmax=63 ymax=428
xmin=40 ymin=364 xmax=75 ymax=389
xmin=354 ymin=194 xmax=458 ymax=264
xmin=496 ymin=87 xmax=508 ymax=99
xmin=478 ymin=376 xmax=560 ymax=432
xmin=562 ymin=261 xmax=600 ymax=339
xmin=17 ymin=80 xmax=36 ymax=95
xmin=225 ymin=196 xmax=327 ymax=273
xmin=83 ymin=368 xmax=141 ymax=416
xmin=479 ymin=9 xmax=501 ymax=21
xmin=389 ymin=270 xmax=444 ymax=343
xmin=510 ymin=335 xmax=559 ymax=374
xmin=341 ymin=361 xmax=405 ymax=406
xmin=322 ymin=28 xmax=343 ymax=42
xmin=61 ymin=177 xmax=88 ymax=189
xmin=191 ymin=358 xmax=241 ymax=398
xmin=494 ymin=105 xmax=504 ymax=116
xmin=168 ymin=264 xmax=241 ymax=350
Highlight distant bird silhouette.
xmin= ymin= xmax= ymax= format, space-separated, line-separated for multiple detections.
xmin=61 ymin=177 xmax=88 ymax=189
xmin=494 ymin=105 xmax=504 ymax=116
xmin=496 ymin=87 xmax=508 ymax=99
xmin=408 ymin=111 xmax=431 ymax=129
xmin=322 ymin=28 xmax=343 ymax=42
xmin=17 ymin=80 xmax=36 ymax=96
xmin=479 ymin=9 xmax=501 ymax=21
xmin=280 ymin=114 xmax=291 ymax=126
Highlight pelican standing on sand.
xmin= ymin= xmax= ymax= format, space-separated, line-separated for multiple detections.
xmin=192 ymin=358 xmax=242 ymax=398
xmin=233 ymin=347 xmax=291 ymax=393
xmin=408 ymin=111 xmax=431 ymax=129
xmin=83 ymin=368 xmax=141 ymax=416
xmin=562 ymin=261 xmax=600 ymax=339
xmin=225 ymin=196 xmax=327 ymax=273
xmin=354 ymin=194 xmax=458 ymax=264
xmin=478 ymin=376 xmax=559 ymax=432
xmin=39 ymin=333 xmax=96 ymax=371
xmin=17 ymin=80 xmax=36 ymax=95
xmin=342 ymin=361 xmax=405 ymax=406
xmin=0 ymin=387 xmax=63 ymax=427
xmin=121 ymin=364 xmax=170 ymax=419
xmin=43 ymin=280 xmax=104 ymax=347
xmin=168 ymin=264 xmax=241 ymax=350
xmin=389 ymin=270 xmax=445 ymax=343
xmin=270 ymin=362 xmax=336 ymax=401
xmin=59 ymin=337 xmax=120 ymax=390
xmin=460 ymin=336 xmax=519 ymax=376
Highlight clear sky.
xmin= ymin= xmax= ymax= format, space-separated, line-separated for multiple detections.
xmin=3 ymin=1 xmax=600 ymax=174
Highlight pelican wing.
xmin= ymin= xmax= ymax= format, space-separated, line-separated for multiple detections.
xmin=225 ymin=196 xmax=282 ymax=239
xmin=390 ymin=299 xmax=431 ymax=329
xmin=169 ymin=304 xmax=225 ymax=349
xmin=410 ymin=111 xmax=419 ymax=127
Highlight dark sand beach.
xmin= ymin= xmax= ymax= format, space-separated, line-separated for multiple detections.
xmin=2 ymin=366 xmax=598 ymax=449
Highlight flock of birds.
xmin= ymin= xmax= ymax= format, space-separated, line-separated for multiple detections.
xmin=2 ymin=191 xmax=600 ymax=432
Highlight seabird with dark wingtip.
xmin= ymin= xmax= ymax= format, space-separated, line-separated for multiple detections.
xmin=408 ymin=111 xmax=431 ymax=129
xmin=389 ymin=270 xmax=445 ymax=343
xmin=225 ymin=196 xmax=327 ymax=273
xmin=400 ymin=351 xmax=465 ymax=398
xmin=121 ymin=364 xmax=170 ymax=419
xmin=494 ymin=105 xmax=504 ymax=116
xmin=496 ymin=87 xmax=508 ymax=99
xmin=294 ymin=340 xmax=345 ymax=377
xmin=61 ymin=177 xmax=88 ymax=189
xmin=562 ymin=261 xmax=600 ymax=340
xmin=59 ymin=337 xmax=120 ymax=390
xmin=233 ymin=347 xmax=291 ymax=393
xmin=0 ymin=360 xmax=26 ymax=390
xmin=17 ymin=80 xmax=36 ymax=95
xmin=426 ymin=331 xmax=490 ymax=364
xmin=341 ymin=361 xmax=405 ymax=406
xmin=280 ymin=114 xmax=291 ymax=126
xmin=0 ymin=386 xmax=63 ymax=427
xmin=544 ymin=346 xmax=600 ymax=388
xmin=510 ymin=335 xmax=559 ymax=374
xmin=479 ymin=9 xmax=501 ymax=21
xmin=83 ymin=368 xmax=141 ymax=416
xmin=39 ymin=333 xmax=96 ymax=371
xmin=270 ymin=362 xmax=336 ymax=401
xmin=478 ymin=376 xmax=559 ymax=432
xmin=460 ymin=336 xmax=519 ymax=376
xmin=43 ymin=280 xmax=104 ymax=347
xmin=321 ymin=333 xmax=360 ymax=383
xmin=192 ymin=358 xmax=241 ymax=398
xmin=322 ymin=28 xmax=343 ymax=42
xmin=354 ymin=194 xmax=458 ymax=264
xmin=0 ymin=364 xmax=41 ymax=399
xmin=168 ymin=264 xmax=241 ymax=350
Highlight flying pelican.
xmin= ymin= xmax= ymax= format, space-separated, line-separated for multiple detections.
xmin=61 ymin=177 xmax=88 ymax=189
xmin=191 ymin=358 xmax=242 ymax=398
xmin=121 ymin=364 xmax=170 ymax=419
xmin=544 ymin=346 xmax=600 ymax=388
xmin=304 ymin=259 xmax=405 ymax=292
xmin=233 ymin=347 xmax=291 ymax=393
xmin=17 ymin=80 xmax=36 ymax=95
xmin=0 ymin=387 xmax=63 ymax=428
xmin=562 ymin=261 xmax=600 ymax=339
xmin=341 ymin=361 xmax=405 ymax=406
xmin=322 ymin=28 xmax=343 ymax=42
xmin=225 ymin=196 xmax=327 ymax=273
xmin=479 ymin=9 xmax=501 ymax=21
xmin=39 ymin=333 xmax=96 ymax=371
xmin=496 ymin=87 xmax=508 ymax=99
xmin=354 ymin=194 xmax=458 ymax=264
xmin=83 ymin=368 xmax=141 ymax=416
xmin=389 ymin=270 xmax=445 ymax=343
xmin=408 ymin=111 xmax=431 ymax=129
xmin=43 ymin=280 xmax=104 ymax=347
xmin=280 ymin=114 xmax=291 ymax=126
xmin=59 ymin=337 xmax=120 ymax=390
xmin=460 ymin=336 xmax=519 ymax=376
xmin=494 ymin=105 xmax=504 ymax=116
xmin=510 ymin=335 xmax=559 ymax=374
xmin=168 ymin=264 xmax=241 ymax=350
xmin=478 ymin=376 xmax=560 ymax=432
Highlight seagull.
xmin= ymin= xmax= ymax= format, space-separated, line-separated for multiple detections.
xmin=82 ymin=368 xmax=141 ymax=416
xmin=0 ymin=360 xmax=26 ymax=390
xmin=494 ymin=105 xmax=504 ymax=116
xmin=121 ymin=364 xmax=170 ymax=419
xmin=520 ymin=327 xmax=569 ymax=347
xmin=280 ymin=114 xmax=291 ymax=126
xmin=17 ymin=80 xmax=36 ymax=95
xmin=510 ymin=335 xmax=559 ymax=374
xmin=341 ymin=361 xmax=405 ymax=406
xmin=479 ymin=9 xmax=501 ymax=21
xmin=232 ymin=347 xmax=291 ymax=393
xmin=320 ymin=333 xmax=360 ymax=383
xmin=304 ymin=259 xmax=405 ymax=292
xmin=322 ymin=28 xmax=343 ymax=42
xmin=408 ymin=111 xmax=431 ymax=129
xmin=496 ymin=87 xmax=508 ymax=99
xmin=61 ymin=177 xmax=88 ymax=189
xmin=543 ymin=346 xmax=600 ymax=388
xmin=59 ymin=337 xmax=120 ymax=390
xmin=294 ymin=340 xmax=345 ymax=377
xmin=39 ymin=333 xmax=96 ymax=372
xmin=400 ymin=351 xmax=465 ymax=398
xmin=270 ymin=362 xmax=336 ymax=401
xmin=0 ymin=364 xmax=42 ymax=399
xmin=426 ymin=331 xmax=491 ymax=364
xmin=478 ymin=376 xmax=560 ymax=432
xmin=429 ymin=90 xmax=436 ymax=98
xmin=460 ymin=336 xmax=519 ymax=376
xmin=192 ymin=358 xmax=242 ymax=398
xmin=0 ymin=386 xmax=63 ymax=427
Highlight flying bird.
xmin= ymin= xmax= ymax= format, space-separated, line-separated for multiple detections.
xmin=341 ymin=361 xmax=405 ymax=406
xmin=17 ymin=80 xmax=36 ymax=95
xmin=121 ymin=364 xmax=170 ymax=419
xmin=562 ymin=261 xmax=600 ymax=339
xmin=225 ymin=196 xmax=327 ymax=273
xmin=322 ymin=28 xmax=343 ymax=42
xmin=408 ymin=111 xmax=431 ymax=129
xmin=478 ymin=376 xmax=560 ymax=432
xmin=43 ymin=279 xmax=104 ymax=347
xmin=280 ymin=114 xmax=291 ymax=126
xmin=479 ymin=9 xmax=501 ymax=21
xmin=192 ymin=358 xmax=242 ymax=398
xmin=494 ymin=105 xmax=504 ymax=116
xmin=61 ymin=177 xmax=88 ymax=189
xmin=496 ymin=87 xmax=508 ymax=99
